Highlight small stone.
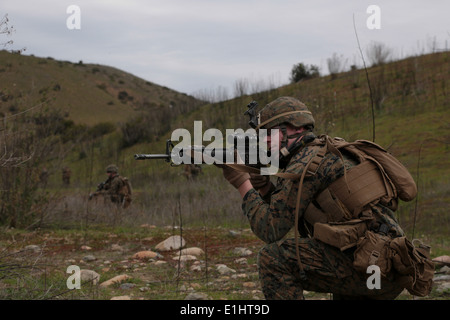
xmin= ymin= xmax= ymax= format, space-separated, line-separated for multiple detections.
xmin=172 ymin=254 xmax=197 ymax=261
xmin=24 ymin=245 xmax=40 ymax=253
xmin=119 ymin=283 xmax=136 ymax=290
xmin=110 ymin=295 xmax=131 ymax=300
xmin=233 ymin=247 xmax=252 ymax=256
xmin=436 ymin=282 xmax=450 ymax=293
xmin=184 ymin=292 xmax=211 ymax=300
xmin=190 ymin=265 xmax=202 ymax=272
xmin=82 ymin=255 xmax=96 ymax=262
xmin=132 ymin=250 xmax=161 ymax=260
xmin=439 ymin=266 xmax=450 ymax=275
xmin=235 ymin=258 xmax=248 ymax=265
xmin=216 ymin=264 xmax=236 ymax=275
xmin=178 ymin=247 xmax=205 ymax=256
xmin=99 ymin=274 xmax=131 ymax=288
xmin=111 ymin=244 xmax=124 ymax=251
xmin=432 ymin=255 xmax=450 ymax=266
xmin=243 ymin=282 xmax=256 ymax=288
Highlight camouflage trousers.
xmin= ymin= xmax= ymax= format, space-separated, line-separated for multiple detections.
xmin=257 ymin=237 xmax=404 ymax=300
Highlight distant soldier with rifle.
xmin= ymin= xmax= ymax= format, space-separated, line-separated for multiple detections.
xmin=89 ymin=164 xmax=132 ymax=209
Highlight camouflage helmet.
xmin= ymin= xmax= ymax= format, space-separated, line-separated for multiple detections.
xmin=256 ymin=97 xmax=315 ymax=130
xmin=106 ymin=164 xmax=118 ymax=173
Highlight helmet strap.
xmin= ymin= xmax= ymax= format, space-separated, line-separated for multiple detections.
xmin=279 ymin=128 xmax=315 ymax=168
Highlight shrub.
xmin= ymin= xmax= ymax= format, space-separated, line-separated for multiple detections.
xmin=290 ymin=63 xmax=320 ymax=83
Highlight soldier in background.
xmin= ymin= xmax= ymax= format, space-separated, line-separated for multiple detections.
xmin=62 ymin=166 xmax=71 ymax=185
xmin=89 ymin=164 xmax=132 ymax=208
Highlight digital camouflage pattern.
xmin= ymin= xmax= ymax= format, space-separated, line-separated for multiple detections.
xmin=242 ymin=133 xmax=406 ymax=299
xmin=96 ymin=175 xmax=125 ymax=205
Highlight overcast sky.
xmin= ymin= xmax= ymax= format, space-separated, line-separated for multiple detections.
xmin=2 ymin=1 xmax=449 ymax=97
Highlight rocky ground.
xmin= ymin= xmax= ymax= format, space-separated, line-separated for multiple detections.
xmin=0 ymin=225 xmax=449 ymax=300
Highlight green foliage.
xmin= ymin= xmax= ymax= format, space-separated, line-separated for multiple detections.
xmin=290 ymin=62 xmax=320 ymax=83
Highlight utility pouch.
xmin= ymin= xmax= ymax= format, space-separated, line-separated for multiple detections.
xmin=313 ymin=219 xmax=367 ymax=251
xmin=389 ymin=237 xmax=435 ymax=297
xmin=353 ymin=230 xmax=392 ymax=277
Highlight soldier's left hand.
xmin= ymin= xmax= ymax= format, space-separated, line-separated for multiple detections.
xmin=217 ymin=164 xmax=250 ymax=189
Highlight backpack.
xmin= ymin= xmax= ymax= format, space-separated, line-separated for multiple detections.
xmin=119 ymin=176 xmax=133 ymax=208
xmin=328 ymin=136 xmax=417 ymax=202
xmin=306 ymin=135 xmax=417 ymax=221
xmin=308 ymin=136 xmax=433 ymax=296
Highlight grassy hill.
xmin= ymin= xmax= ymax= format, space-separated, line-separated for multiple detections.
xmin=0 ymin=50 xmax=202 ymax=126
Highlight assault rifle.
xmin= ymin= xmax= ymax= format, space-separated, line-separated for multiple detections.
xmin=134 ymin=134 xmax=265 ymax=168
xmin=89 ymin=178 xmax=108 ymax=200
xmin=134 ymin=101 xmax=270 ymax=167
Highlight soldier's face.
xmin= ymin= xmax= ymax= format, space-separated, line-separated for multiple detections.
xmin=265 ymin=125 xmax=305 ymax=152
xmin=265 ymin=127 xmax=282 ymax=153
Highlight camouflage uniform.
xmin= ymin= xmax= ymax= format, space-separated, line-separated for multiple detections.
xmin=92 ymin=165 xmax=125 ymax=206
xmin=98 ymin=175 xmax=125 ymax=205
xmin=242 ymin=97 xmax=406 ymax=300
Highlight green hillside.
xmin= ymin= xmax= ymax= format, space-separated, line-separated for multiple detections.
xmin=0 ymin=50 xmax=202 ymax=126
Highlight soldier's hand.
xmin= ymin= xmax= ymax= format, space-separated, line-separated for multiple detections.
xmin=218 ymin=164 xmax=250 ymax=189
xmin=249 ymin=173 xmax=270 ymax=189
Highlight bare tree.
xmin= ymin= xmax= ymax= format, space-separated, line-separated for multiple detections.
xmin=233 ymin=78 xmax=249 ymax=97
xmin=366 ymin=41 xmax=392 ymax=66
xmin=327 ymin=53 xmax=347 ymax=79
xmin=0 ymin=14 xmax=25 ymax=53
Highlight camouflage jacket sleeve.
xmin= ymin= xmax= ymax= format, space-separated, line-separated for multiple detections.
xmin=242 ymin=142 xmax=348 ymax=244
xmin=99 ymin=176 xmax=123 ymax=201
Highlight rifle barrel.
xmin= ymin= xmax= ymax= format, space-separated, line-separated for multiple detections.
xmin=134 ymin=154 xmax=170 ymax=160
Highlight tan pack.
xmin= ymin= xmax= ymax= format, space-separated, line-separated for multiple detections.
xmin=352 ymin=231 xmax=434 ymax=296
xmin=329 ymin=137 xmax=417 ymax=203
xmin=305 ymin=136 xmax=417 ymax=225
xmin=389 ymin=237 xmax=435 ymax=296
xmin=353 ymin=230 xmax=392 ymax=277
xmin=119 ymin=176 xmax=133 ymax=208
xmin=313 ymin=219 xmax=367 ymax=251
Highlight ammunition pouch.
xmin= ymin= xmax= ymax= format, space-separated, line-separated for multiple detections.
xmin=353 ymin=230 xmax=392 ymax=277
xmin=314 ymin=224 xmax=434 ymax=296
xmin=313 ymin=219 xmax=367 ymax=251
xmin=305 ymin=160 xmax=394 ymax=224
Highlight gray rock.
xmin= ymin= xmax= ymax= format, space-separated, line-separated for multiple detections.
xmin=439 ymin=266 xmax=450 ymax=275
xmin=184 ymin=292 xmax=211 ymax=300
xmin=217 ymin=264 xmax=236 ymax=275
xmin=80 ymin=269 xmax=100 ymax=285
xmin=82 ymin=255 xmax=96 ymax=262
xmin=24 ymin=245 xmax=40 ymax=253
xmin=433 ymin=274 xmax=450 ymax=282
xmin=436 ymin=282 xmax=450 ymax=293
xmin=155 ymin=235 xmax=186 ymax=252
xmin=233 ymin=247 xmax=252 ymax=256
xmin=119 ymin=282 xmax=136 ymax=290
